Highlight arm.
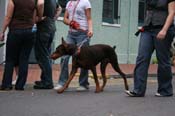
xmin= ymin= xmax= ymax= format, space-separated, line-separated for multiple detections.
xmin=85 ymin=8 xmax=93 ymax=38
xmin=0 ymin=0 xmax=14 ymax=41
xmin=157 ymin=1 xmax=175 ymax=40
xmin=63 ymin=10 xmax=71 ymax=25
xmin=54 ymin=5 xmax=62 ymax=20
xmin=35 ymin=0 xmax=44 ymax=23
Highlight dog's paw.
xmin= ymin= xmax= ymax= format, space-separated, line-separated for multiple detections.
xmin=95 ymin=89 xmax=102 ymax=93
xmin=57 ymin=89 xmax=64 ymax=94
xmin=95 ymin=91 xmax=102 ymax=93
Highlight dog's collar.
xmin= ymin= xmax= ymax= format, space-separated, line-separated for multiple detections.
xmin=72 ymin=39 xmax=88 ymax=57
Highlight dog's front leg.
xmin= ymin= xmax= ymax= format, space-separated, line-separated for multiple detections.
xmin=57 ymin=67 xmax=78 ymax=94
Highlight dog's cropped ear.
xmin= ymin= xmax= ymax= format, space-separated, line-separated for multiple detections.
xmin=61 ymin=37 xmax=68 ymax=47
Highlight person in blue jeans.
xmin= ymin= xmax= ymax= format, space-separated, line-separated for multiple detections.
xmin=126 ymin=0 xmax=175 ymax=97
xmin=54 ymin=0 xmax=93 ymax=91
xmin=33 ymin=0 xmax=62 ymax=89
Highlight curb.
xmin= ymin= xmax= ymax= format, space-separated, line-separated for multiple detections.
xmin=75 ymin=73 xmax=169 ymax=79
xmin=76 ymin=73 xmax=175 ymax=79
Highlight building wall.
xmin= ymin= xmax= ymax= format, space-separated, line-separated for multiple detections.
xmin=0 ymin=0 xmax=140 ymax=64
xmin=53 ymin=0 xmax=140 ymax=64
xmin=0 ymin=0 xmax=6 ymax=64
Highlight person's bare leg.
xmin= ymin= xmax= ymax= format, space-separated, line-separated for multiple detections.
xmin=12 ymin=66 xmax=18 ymax=85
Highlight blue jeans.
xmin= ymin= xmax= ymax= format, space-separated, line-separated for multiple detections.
xmin=133 ymin=27 xmax=174 ymax=96
xmin=1 ymin=28 xmax=35 ymax=89
xmin=34 ymin=30 xmax=55 ymax=85
xmin=58 ymin=31 xmax=90 ymax=87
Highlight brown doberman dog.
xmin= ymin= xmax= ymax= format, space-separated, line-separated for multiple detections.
xmin=51 ymin=38 xmax=129 ymax=93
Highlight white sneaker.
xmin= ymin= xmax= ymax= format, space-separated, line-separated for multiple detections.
xmin=12 ymin=80 xmax=17 ymax=85
xmin=155 ymin=93 xmax=173 ymax=97
xmin=155 ymin=93 xmax=165 ymax=97
xmin=76 ymin=86 xmax=89 ymax=91
xmin=54 ymin=84 xmax=63 ymax=90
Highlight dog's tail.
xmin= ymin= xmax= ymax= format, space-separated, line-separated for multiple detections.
xmin=113 ymin=45 xmax=116 ymax=50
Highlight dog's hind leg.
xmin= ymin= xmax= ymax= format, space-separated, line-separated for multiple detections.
xmin=90 ymin=67 xmax=101 ymax=93
xmin=110 ymin=56 xmax=129 ymax=90
xmin=57 ymin=67 xmax=78 ymax=93
xmin=100 ymin=59 xmax=109 ymax=91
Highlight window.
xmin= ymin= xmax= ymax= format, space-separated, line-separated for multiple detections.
xmin=102 ymin=0 xmax=120 ymax=24
xmin=138 ymin=0 xmax=146 ymax=26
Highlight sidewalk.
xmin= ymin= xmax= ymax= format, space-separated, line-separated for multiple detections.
xmin=0 ymin=64 xmax=175 ymax=84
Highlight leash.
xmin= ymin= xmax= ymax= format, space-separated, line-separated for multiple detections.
xmin=77 ymin=38 xmax=88 ymax=48
xmin=73 ymin=39 xmax=88 ymax=56
xmin=77 ymin=39 xmax=88 ymax=48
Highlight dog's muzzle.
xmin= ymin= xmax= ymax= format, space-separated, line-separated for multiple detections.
xmin=50 ymin=53 xmax=60 ymax=60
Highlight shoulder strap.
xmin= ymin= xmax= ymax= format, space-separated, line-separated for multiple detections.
xmin=72 ymin=0 xmax=80 ymax=20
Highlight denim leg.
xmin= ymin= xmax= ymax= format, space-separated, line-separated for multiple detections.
xmin=34 ymin=31 xmax=54 ymax=85
xmin=58 ymin=55 xmax=70 ymax=85
xmin=1 ymin=62 xmax=14 ymax=88
xmin=57 ymin=33 xmax=74 ymax=85
xmin=2 ymin=30 xmax=35 ymax=89
xmin=1 ymin=32 xmax=20 ymax=88
xmin=79 ymin=69 xmax=89 ymax=86
xmin=133 ymin=31 xmax=154 ymax=95
xmin=16 ymin=32 xmax=35 ymax=89
xmin=73 ymin=32 xmax=90 ymax=86
xmin=155 ymin=29 xmax=173 ymax=95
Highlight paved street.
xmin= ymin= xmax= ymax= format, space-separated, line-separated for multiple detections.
xmin=0 ymin=77 xmax=175 ymax=116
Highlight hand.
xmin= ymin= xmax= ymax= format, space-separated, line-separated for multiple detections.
xmin=0 ymin=32 xmax=4 ymax=41
xmin=87 ymin=30 xmax=93 ymax=38
xmin=41 ymin=16 xmax=46 ymax=21
xmin=156 ymin=29 xmax=167 ymax=40
xmin=36 ymin=16 xmax=46 ymax=23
